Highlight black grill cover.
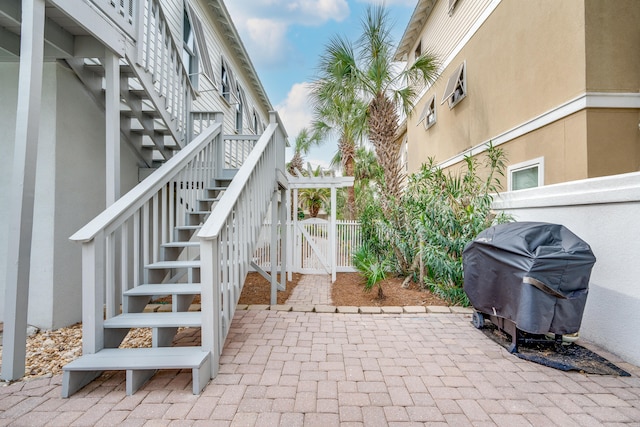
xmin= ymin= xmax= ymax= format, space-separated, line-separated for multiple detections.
xmin=463 ymin=222 xmax=596 ymax=335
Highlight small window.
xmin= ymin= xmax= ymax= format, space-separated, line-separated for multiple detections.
xmin=220 ymin=57 xmax=238 ymax=103
xmin=186 ymin=3 xmax=215 ymax=86
xmin=508 ymin=157 xmax=544 ymax=191
xmin=183 ymin=9 xmax=198 ymax=87
xmin=252 ymin=109 xmax=259 ymax=134
xmin=221 ymin=59 xmax=230 ymax=101
xmin=441 ymin=61 xmax=466 ymax=109
xmin=235 ymin=84 xmax=244 ymax=133
xmin=417 ymin=95 xmax=436 ymax=130
xmin=414 ymin=41 xmax=422 ymax=60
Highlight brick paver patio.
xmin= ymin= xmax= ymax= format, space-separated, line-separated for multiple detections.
xmin=1 ymin=275 xmax=639 ymax=426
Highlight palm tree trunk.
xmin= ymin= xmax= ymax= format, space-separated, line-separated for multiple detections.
xmin=339 ymin=135 xmax=357 ymax=220
xmin=344 ymin=156 xmax=356 ymax=220
xmin=368 ymin=92 xmax=403 ymax=210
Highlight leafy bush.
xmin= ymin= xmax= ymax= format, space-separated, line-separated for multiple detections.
xmin=352 ymin=242 xmax=387 ymax=299
xmin=359 ymin=143 xmax=511 ymax=305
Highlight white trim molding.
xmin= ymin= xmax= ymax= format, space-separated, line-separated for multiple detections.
xmin=438 ymin=92 xmax=640 ymax=169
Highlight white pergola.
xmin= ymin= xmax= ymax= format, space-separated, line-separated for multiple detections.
xmin=286 ymin=168 xmax=355 ymax=283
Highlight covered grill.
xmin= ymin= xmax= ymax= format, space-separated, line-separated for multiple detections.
xmin=463 ymin=222 xmax=596 ymax=353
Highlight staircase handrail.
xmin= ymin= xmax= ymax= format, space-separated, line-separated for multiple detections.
xmin=70 ymin=121 xmax=222 ymax=244
xmin=199 ymin=117 xmax=285 ymax=240
xmin=198 ymin=111 xmax=287 ymax=377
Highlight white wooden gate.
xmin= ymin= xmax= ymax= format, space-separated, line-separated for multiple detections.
xmin=296 ymin=218 xmax=330 ymax=274
xmin=252 ymin=219 xmax=362 ymax=274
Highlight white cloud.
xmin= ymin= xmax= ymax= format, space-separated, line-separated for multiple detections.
xmin=278 ymin=82 xmax=341 ymax=167
xmin=245 ymin=18 xmax=290 ymax=65
xmin=276 ymin=82 xmax=314 ymax=140
xmin=287 ymin=0 xmax=350 ymax=23
xmin=356 ymin=0 xmax=416 ymax=6
xmin=226 ymin=1 xmax=350 ymax=68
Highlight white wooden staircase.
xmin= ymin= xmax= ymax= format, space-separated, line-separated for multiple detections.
xmin=61 ymin=115 xmax=287 ymax=398
xmin=62 ymin=177 xmax=231 ymax=397
xmin=8 ymin=0 xmax=293 ymax=399
xmin=2 ymin=0 xmax=289 ymax=392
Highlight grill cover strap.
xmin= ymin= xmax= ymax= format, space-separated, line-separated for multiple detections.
xmin=523 ymin=276 xmax=567 ymax=300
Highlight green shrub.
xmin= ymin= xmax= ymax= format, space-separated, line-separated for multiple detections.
xmin=359 ymin=142 xmax=511 ymax=305
xmin=352 ymin=242 xmax=387 ymax=299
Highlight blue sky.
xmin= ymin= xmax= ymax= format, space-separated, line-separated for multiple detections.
xmin=225 ymin=0 xmax=417 ymax=169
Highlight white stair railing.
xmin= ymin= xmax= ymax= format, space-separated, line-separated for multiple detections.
xmin=223 ymin=135 xmax=261 ymax=170
xmin=134 ymin=0 xmax=192 ymax=142
xmin=199 ymin=112 xmax=287 ymax=377
xmin=70 ymin=120 xmax=222 ymax=355
xmin=53 ymin=0 xmax=192 ymax=148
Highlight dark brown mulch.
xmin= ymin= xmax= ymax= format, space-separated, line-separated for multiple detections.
xmin=238 ymin=272 xmax=304 ymax=305
xmin=156 ymin=272 xmax=448 ymax=307
xmin=331 ymin=273 xmax=449 ymax=307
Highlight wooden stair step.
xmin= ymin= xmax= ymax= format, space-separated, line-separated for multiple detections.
xmin=121 ymin=109 xmax=162 ymax=119
xmin=124 ymin=283 xmax=201 ymax=297
xmin=103 ymin=312 xmax=201 ymax=328
xmin=187 ymin=211 xmax=210 ymax=215
xmin=62 ymin=347 xmax=210 ymax=396
xmin=145 ymin=260 xmax=200 ymax=270
xmin=161 ymin=241 xmax=199 ymax=248
xmin=175 ymin=225 xmax=202 ymax=231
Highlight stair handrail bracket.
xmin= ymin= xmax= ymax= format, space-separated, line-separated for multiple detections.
xmin=199 ymin=112 xmax=287 ymax=377
xmin=70 ymin=121 xmax=222 ymax=354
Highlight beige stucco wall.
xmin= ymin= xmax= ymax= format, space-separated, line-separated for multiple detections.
xmin=586 ymin=109 xmax=640 ymax=178
xmin=407 ymin=0 xmax=640 ymax=189
xmin=408 ymin=0 xmax=588 ymax=173
xmin=497 ymin=111 xmax=589 ymax=188
xmin=585 ymin=0 xmax=640 ymax=93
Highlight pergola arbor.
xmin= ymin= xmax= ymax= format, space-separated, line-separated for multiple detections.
xmin=286 ymin=169 xmax=355 ymax=283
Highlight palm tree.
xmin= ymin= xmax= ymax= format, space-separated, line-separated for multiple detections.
xmin=287 ymin=128 xmax=319 ymax=176
xmin=298 ymin=164 xmax=330 ymax=218
xmin=311 ymin=43 xmax=368 ymax=220
xmin=315 ymin=5 xmax=439 ymax=211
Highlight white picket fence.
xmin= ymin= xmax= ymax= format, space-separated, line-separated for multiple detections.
xmin=253 ymin=219 xmax=363 ymax=273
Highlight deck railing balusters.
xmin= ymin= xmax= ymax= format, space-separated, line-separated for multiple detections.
xmin=199 ymin=113 xmax=286 ymax=377
xmin=71 ymin=120 xmax=223 ymax=352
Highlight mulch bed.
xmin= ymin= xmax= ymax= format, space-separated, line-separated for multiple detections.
xmin=331 ymin=273 xmax=449 ymax=307
xmin=237 ymin=271 xmax=449 ymax=307
xmin=238 ymin=272 xmax=304 ymax=305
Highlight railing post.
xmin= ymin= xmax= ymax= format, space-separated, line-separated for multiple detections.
xmin=286 ymin=190 xmax=293 ymax=281
xmin=200 ymin=237 xmax=220 ymax=378
xmin=82 ymin=234 xmax=105 ymax=354
xmin=330 ymin=186 xmax=337 ymax=283
xmin=105 ymin=50 xmax=121 ymax=206
xmin=270 ymin=191 xmax=279 ymax=305
xmin=280 ymin=188 xmax=287 ymax=288
xmin=213 ymin=112 xmax=224 ymax=178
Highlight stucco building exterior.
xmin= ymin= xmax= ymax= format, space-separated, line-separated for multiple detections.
xmin=396 ymin=0 xmax=640 ymax=190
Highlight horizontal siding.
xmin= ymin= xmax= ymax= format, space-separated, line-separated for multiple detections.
xmin=418 ymin=0 xmax=493 ymax=68
xmin=159 ymin=0 xmax=271 ymax=136
xmin=159 ymin=0 xmax=182 ymax=48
